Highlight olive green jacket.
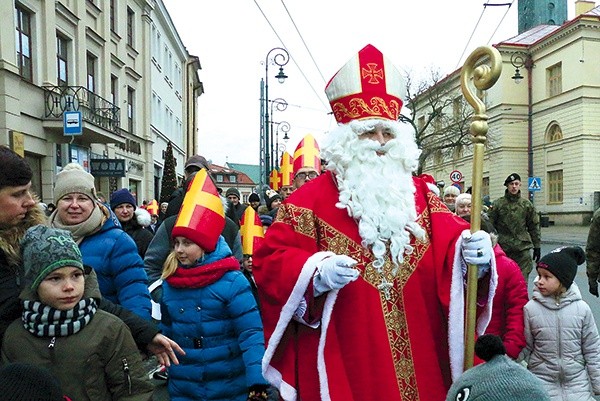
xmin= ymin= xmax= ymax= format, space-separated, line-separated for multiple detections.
xmin=586 ymin=208 xmax=600 ymax=283
xmin=489 ymin=190 xmax=541 ymax=254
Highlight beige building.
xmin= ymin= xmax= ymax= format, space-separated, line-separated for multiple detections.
xmin=0 ymin=0 xmax=201 ymax=204
xmin=416 ymin=2 xmax=600 ymax=225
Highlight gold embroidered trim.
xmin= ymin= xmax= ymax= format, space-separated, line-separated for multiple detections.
xmin=331 ymin=97 xmax=399 ymax=121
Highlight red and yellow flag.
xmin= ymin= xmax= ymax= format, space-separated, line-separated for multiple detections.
xmin=269 ymin=169 xmax=282 ymax=191
xmin=146 ymin=199 xmax=159 ymax=216
xmin=293 ymin=134 xmax=321 ymax=176
xmin=239 ymin=206 xmax=264 ymax=255
xmin=279 ymin=152 xmax=294 ymax=187
xmin=172 ymin=169 xmax=224 ymax=252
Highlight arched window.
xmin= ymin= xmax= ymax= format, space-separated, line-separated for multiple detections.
xmin=546 ymin=123 xmax=563 ymax=143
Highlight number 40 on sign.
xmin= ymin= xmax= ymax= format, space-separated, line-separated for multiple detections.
xmin=450 ymin=170 xmax=463 ymax=183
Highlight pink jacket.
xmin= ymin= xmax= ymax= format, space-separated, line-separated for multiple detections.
xmin=484 ymin=245 xmax=528 ymax=359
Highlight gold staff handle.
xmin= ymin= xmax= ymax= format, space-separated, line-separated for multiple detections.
xmin=459 ymin=46 xmax=502 ymax=370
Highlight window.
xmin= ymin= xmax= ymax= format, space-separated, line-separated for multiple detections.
xmin=547 ymin=63 xmax=562 ymax=97
xmin=216 ymin=175 xmax=224 ymax=183
xmin=548 ymin=170 xmax=563 ymax=204
xmin=452 ymin=144 xmax=463 ymax=161
xmin=547 ymin=123 xmax=563 ymax=142
xmin=127 ymin=86 xmax=135 ymax=133
xmin=434 ymin=150 xmax=443 ymax=165
xmin=452 ymin=97 xmax=463 ymax=120
xmin=482 ymin=177 xmax=490 ymax=197
xmin=110 ymin=0 xmax=116 ymax=32
xmin=110 ymin=75 xmax=118 ymax=105
xmin=229 ymin=175 xmax=237 ymax=183
xmin=417 ymin=116 xmax=425 ymax=131
xmin=57 ymin=35 xmax=68 ymax=86
xmin=15 ymin=5 xmax=33 ymax=81
xmin=86 ymin=53 xmax=96 ymax=93
xmin=126 ymin=7 xmax=134 ymax=47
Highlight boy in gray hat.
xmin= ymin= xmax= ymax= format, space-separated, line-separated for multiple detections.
xmin=1 ymin=225 xmax=153 ymax=401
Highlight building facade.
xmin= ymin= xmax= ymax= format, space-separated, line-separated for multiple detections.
xmin=415 ymin=2 xmax=600 ymax=225
xmin=1 ymin=0 xmax=201 ymax=204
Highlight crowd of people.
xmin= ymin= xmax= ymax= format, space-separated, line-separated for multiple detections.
xmin=0 ymin=43 xmax=599 ymax=401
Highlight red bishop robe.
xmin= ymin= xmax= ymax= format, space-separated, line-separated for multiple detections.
xmin=253 ymin=171 xmax=495 ymax=401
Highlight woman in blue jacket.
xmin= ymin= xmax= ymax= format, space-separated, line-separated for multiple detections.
xmin=49 ymin=163 xmax=151 ymax=321
xmin=160 ymin=170 xmax=268 ymax=401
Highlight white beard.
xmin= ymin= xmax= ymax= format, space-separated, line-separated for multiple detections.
xmin=322 ymin=119 xmax=426 ymax=268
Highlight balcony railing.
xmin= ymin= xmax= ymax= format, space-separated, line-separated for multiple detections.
xmin=43 ymin=85 xmax=121 ymax=134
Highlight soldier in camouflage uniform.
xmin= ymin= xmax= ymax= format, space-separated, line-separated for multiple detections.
xmin=586 ymin=208 xmax=600 ymax=296
xmin=488 ymin=173 xmax=541 ymax=280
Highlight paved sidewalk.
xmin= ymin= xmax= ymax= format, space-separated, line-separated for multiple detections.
xmin=541 ymin=224 xmax=590 ymax=247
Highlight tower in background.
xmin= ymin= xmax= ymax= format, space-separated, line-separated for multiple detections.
xmin=518 ymin=0 xmax=568 ymax=33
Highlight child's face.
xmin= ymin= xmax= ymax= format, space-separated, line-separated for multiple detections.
xmin=174 ymin=236 xmax=204 ymax=266
xmin=536 ymin=267 xmax=563 ymax=296
xmin=37 ymin=266 xmax=84 ymax=310
xmin=242 ymin=256 xmax=253 ymax=272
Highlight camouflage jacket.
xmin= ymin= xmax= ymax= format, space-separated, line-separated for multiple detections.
xmin=488 ymin=190 xmax=540 ymax=253
xmin=586 ymin=208 xmax=600 ymax=282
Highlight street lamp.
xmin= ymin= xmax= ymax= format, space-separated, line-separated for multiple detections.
xmin=270 ymin=98 xmax=288 ymax=168
xmin=510 ymin=51 xmax=534 ymax=201
xmin=260 ymin=47 xmax=290 ymax=188
xmin=274 ymin=120 xmax=290 ymax=166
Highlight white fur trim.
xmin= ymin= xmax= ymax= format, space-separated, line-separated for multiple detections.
xmin=262 ymin=251 xmax=335 ymax=401
xmin=448 ymin=236 xmax=497 ymax=381
xmin=135 ymin=208 xmax=151 ymax=227
xmin=426 ymin=183 xmax=440 ymax=197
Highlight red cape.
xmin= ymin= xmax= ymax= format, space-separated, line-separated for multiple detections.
xmin=254 ymin=172 xmax=494 ymax=401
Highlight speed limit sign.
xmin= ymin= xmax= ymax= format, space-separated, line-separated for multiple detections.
xmin=450 ymin=170 xmax=463 ymax=183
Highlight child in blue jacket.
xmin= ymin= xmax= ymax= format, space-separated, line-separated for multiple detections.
xmin=159 ymin=170 xmax=269 ymax=401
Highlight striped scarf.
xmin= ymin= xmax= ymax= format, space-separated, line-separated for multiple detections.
xmin=22 ymin=298 xmax=97 ymax=337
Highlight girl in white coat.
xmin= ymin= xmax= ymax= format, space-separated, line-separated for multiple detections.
xmin=521 ymin=246 xmax=600 ymax=401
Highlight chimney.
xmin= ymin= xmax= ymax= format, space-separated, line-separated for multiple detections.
xmin=575 ymin=0 xmax=596 ymax=16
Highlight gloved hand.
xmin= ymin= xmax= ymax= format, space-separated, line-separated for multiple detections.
xmin=313 ymin=255 xmax=360 ymax=297
xmin=589 ymin=280 xmax=599 ymax=297
xmin=533 ymin=247 xmax=541 ymax=263
xmin=461 ymin=230 xmax=492 ymax=266
xmin=247 ymin=384 xmax=269 ymax=401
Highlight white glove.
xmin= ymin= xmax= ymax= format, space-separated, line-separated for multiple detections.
xmin=313 ymin=255 xmax=360 ymax=296
xmin=461 ymin=229 xmax=492 ymax=265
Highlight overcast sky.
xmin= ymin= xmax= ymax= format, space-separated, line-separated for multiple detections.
xmin=161 ymin=0 xmax=575 ymax=166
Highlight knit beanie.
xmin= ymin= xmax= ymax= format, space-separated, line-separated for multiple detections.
xmin=536 ymin=246 xmax=585 ymax=289
xmin=265 ymin=189 xmax=281 ymax=210
xmin=260 ymin=214 xmax=273 ymax=227
xmin=248 ymin=193 xmax=260 ymax=203
xmin=225 ymin=187 xmax=241 ymax=199
xmin=109 ymin=188 xmax=137 ymax=210
xmin=53 ymin=163 xmax=97 ymax=203
xmin=446 ymin=335 xmax=550 ymax=401
xmin=0 ymin=146 xmax=32 ymax=189
xmin=0 ymin=363 xmax=65 ymax=401
xmin=21 ymin=225 xmax=84 ymax=291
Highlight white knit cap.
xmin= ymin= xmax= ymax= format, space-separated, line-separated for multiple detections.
xmin=53 ymin=163 xmax=97 ymax=203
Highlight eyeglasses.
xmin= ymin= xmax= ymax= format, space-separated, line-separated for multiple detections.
xmin=295 ymin=171 xmax=319 ymax=180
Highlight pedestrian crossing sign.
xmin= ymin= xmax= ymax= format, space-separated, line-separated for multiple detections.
xmin=528 ymin=177 xmax=541 ymax=191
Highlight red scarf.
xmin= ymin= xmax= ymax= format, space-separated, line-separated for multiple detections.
xmin=166 ymin=256 xmax=240 ymax=288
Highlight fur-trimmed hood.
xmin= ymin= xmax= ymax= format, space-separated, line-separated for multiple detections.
xmin=0 ymin=203 xmax=47 ymax=271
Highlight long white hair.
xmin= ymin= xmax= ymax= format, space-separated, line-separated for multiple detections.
xmin=321 ymin=118 xmax=426 ymax=268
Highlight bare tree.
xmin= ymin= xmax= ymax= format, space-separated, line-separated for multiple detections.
xmin=404 ymin=68 xmax=475 ymax=175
